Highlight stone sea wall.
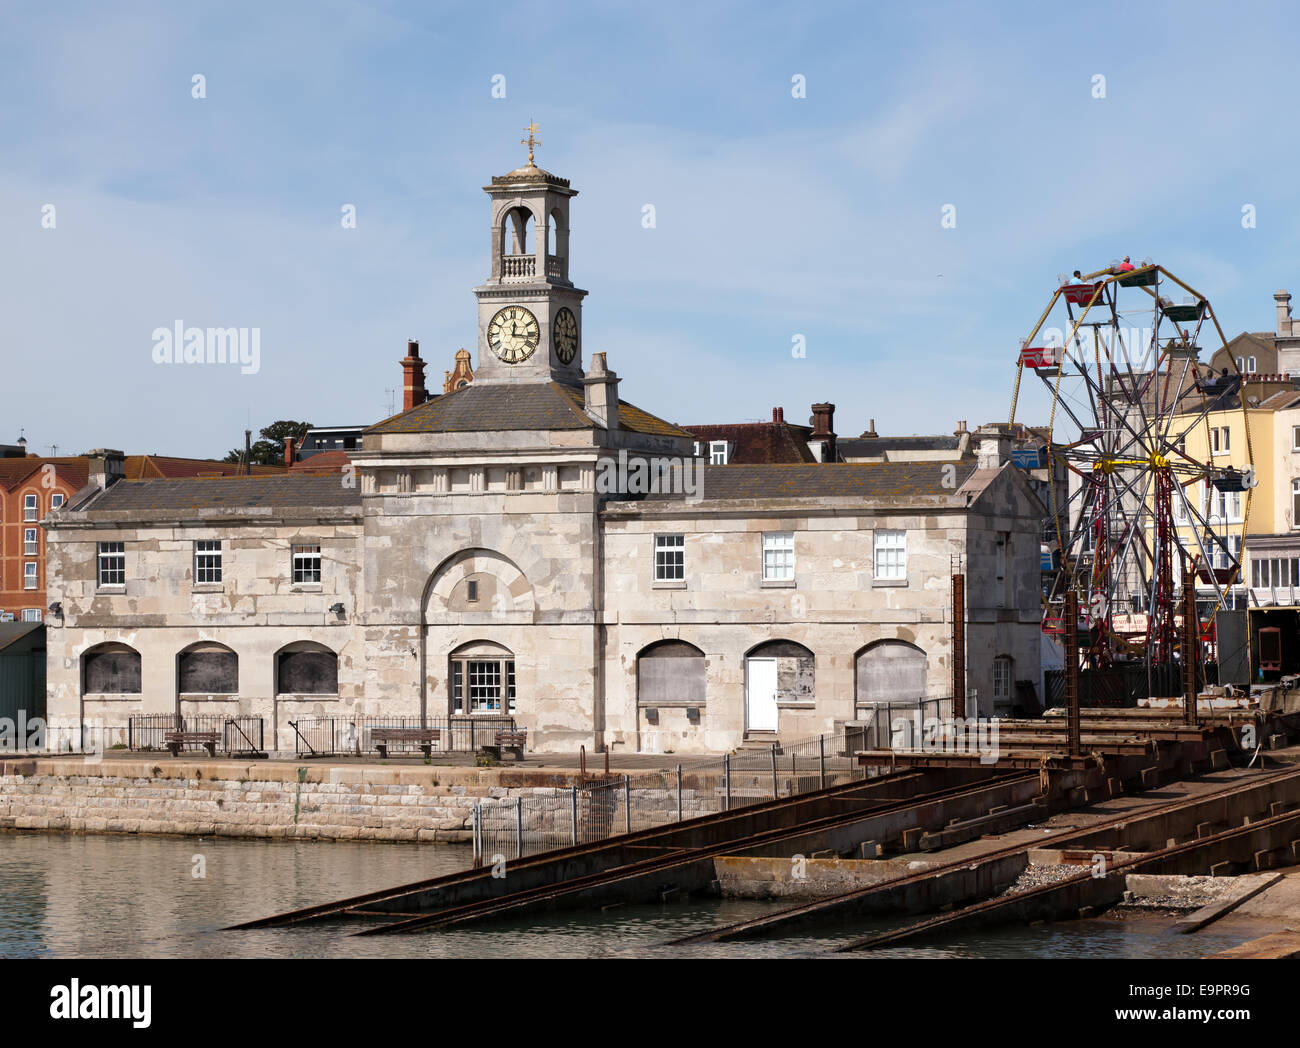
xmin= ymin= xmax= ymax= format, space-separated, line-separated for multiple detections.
xmin=0 ymin=759 xmax=750 ymax=844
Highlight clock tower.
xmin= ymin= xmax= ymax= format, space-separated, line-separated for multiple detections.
xmin=473 ymin=124 xmax=588 ymax=385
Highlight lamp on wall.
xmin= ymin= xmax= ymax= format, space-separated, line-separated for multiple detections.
xmin=48 ymin=601 xmax=63 ymax=620
xmin=329 ymin=602 xmax=345 ymax=616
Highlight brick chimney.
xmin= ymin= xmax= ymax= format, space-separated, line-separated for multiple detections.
xmin=401 ymin=339 xmax=427 ymax=411
xmin=283 ymin=437 xmax=297 ymax=467
xmin=1276 ymin=291 xmax=1293 ymax=337
xmin=583 ymin=352 xmax=620 ymax=430
xmin=772 ymin=407 xmax=784 ymax=424
xmin=861 ymin=418 xmax=878 ymax=438
xmin=86 ymin=449 xmax=125 ymax=490
xmin=810 ymin=402 xmax=836 ymax=462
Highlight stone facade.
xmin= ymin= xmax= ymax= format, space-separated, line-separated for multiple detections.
xmin=41 ymin=156 xmax=1044 ymax=755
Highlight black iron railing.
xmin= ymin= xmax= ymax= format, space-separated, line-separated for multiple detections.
xmin=126 ymin=713 xmax=264 ymax=755
xmin=288 ymin=715 xmax=518 ymax=757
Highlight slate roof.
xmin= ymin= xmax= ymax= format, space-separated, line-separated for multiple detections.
xmin=366 ymin=380 xmax=692 ymax=439
xmin=77 ymin=475 xmax=361 ymax=515
xmin=839 ymin=435 xmax=963 ymax=458
xmin=638 ymin=462 xmax=980 ymax=503
xmin=683 ymin=421 xmax=816 ymax=464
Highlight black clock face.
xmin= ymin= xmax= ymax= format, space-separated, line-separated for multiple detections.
xmin=488 ymin=305 xmax=539 ymax=363
xmin=553 ymin=307 xmax=578 ymax=364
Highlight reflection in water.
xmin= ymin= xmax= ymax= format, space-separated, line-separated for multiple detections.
xmin=0 ymin=834 xmax=1262 ymax=959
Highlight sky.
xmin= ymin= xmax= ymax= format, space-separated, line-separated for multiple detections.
xmin=1 ymin=0 xmax=1298 ymax=459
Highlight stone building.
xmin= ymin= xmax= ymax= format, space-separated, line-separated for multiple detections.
xmin=43 ymin=153 xmax=1044 ymax=753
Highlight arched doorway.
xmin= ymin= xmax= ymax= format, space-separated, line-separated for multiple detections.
xmin=745 ymin=640 xmax=814 ymax=733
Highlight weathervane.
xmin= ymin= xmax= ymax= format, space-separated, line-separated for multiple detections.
xmin=521 ymin=120 xmax=540 ymax=165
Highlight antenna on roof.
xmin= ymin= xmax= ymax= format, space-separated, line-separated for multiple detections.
xmin=384 ymin=388 xmax=396 ymax=417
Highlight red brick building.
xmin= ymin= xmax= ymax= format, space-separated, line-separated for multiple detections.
xmin=685 ymin=406 xmax=822 ymax=465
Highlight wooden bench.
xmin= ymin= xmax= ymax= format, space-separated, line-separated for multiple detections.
xmin=481 ymin=729 xmax=527 ymax=761
xmin=164 ymin=731 xmax=219 ymax=757
xmin=370 ymin=727 xmax=441 ymax=759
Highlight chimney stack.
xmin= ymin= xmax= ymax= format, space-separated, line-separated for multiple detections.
xmin=402 ymin=339 xmax=427 ymax=411
xmin=974 ymin=424 xmax=1012 ymax=470
xmin=283 ymin=437 xmax=297 ymax=467
xmin=955 ymin=420 xmax=968 ymax=434
xmin=810 ymin=402 xmax=837 ymax=462
xmin=85 ymin=449 xmax=125 ymax=490
xmin=1276 ymin=291 xmax=1293 ymax=338
xmin=772 ymin=407 xmax=784 ymax=424
xmin=583 ymin=352 xmax=621 ymax=430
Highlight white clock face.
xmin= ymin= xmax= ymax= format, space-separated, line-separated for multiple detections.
xmin=488 ymin=305 xmax=539 ymax=363
xmin=553 ymin=307 xmax=578 ymax=364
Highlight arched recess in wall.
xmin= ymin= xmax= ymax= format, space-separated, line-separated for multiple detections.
xmin=177 ymin=642 xmax=239 ymax=695
xmin=424 ymin=548 xmax=534 ymax=625
xmin=275 ymin=641 xmax=338 ymax=696
xmin=83 ymin=642 xmax=142 ymax=694
xmin=745 ymin=640 xmax=815 ymax=703
xmin=854 ymin=639 xmax=927 ymax=709
xmin=636 ymin=640 xmax=706 ymax=707
xmin=448 ymin=640 xmax=516 ymax=716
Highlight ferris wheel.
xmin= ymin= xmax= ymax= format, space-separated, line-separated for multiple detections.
xmin=1009 ymin=262 xmax=1254 ymax=672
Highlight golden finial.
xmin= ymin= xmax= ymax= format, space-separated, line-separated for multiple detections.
xmin=521 ymin=120 xmax=541 ymax=165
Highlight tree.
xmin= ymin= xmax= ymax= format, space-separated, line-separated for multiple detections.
xmin=224 ymin=420 xmax=312 ymax=466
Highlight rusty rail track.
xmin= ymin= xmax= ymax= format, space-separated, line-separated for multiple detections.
xmin=227 ymin=767 xmax=955 ymax=930
xmin=837 ymin=796 xmax=1300 ymax=952
xmin=351 ymin=770 xmax=1042 ymax=936
xmin=671 ymin=762 xmax=1300 ymax=945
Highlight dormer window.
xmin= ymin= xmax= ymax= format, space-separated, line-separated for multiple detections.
xmin=709 ymin=441 xmax=730 ymax=465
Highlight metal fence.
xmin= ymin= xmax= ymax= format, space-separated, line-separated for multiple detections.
xmin=126 ymin=713 xmax=265 ymax=755
xmin=287 ymin=715 xmax=518 ymax=757
xmin=471 ymin=721 xmax=912 ymax=865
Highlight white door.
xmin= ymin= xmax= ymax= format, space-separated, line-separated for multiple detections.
xmin=746 ymin=658 xmax=778 ymax=732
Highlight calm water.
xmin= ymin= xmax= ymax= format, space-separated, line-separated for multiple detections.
xmin=0 ymin=833 xmax=1264 ymax=959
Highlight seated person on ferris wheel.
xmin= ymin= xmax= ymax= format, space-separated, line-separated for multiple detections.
xmin=1114 ymin=255 xmax=1136 ymax=273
